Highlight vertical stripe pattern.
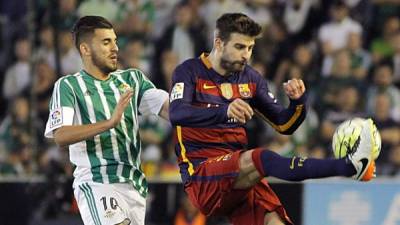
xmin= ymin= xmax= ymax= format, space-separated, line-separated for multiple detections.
xmin=76 ymin=75 xmax=110 ymax=183
xmin=49 ymin=69 xmax=157 ymax=197
xmin=79 ymin=183 xmax=101 ymax=225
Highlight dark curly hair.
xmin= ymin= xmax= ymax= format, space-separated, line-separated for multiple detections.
xmin=71 ymin=16 xmax=113 ymax=52
xmin=216 ymin=13 xmax=262 ymax=42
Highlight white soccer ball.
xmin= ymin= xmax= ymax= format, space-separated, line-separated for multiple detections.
xmin=332 ymin=118 xmax=381 ymax=160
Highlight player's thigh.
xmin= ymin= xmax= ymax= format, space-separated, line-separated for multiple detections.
xmin=116 ymin=183 xmax=146 ymax=225
xmin=185 ymin=151 xmax=245 ymax=215
xmin=74 ymin=182 xmax=139 ymax=225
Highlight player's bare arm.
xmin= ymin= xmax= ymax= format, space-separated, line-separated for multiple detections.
xmin=227 ymin=98 xmax=254 ymax=124
xmin=53 ymin=90 xmax=133 ymax=147
xmin=158 ymin=100 xmax=169 ymax=121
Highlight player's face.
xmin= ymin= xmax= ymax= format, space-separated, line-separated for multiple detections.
xmin=89 ymin=28 xmax=119 ymax=74
xmin=219 ymin=33 xmax=255 ymax=73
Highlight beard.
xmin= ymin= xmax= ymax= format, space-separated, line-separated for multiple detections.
xmin=91 ymin=51 xmax=117 ymax=74
xmin=220 ymin=55 xmax=247 ymax=74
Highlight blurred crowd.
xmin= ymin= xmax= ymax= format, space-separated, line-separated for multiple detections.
xmin=1 ymin=0 xmax=400 ymax=223
xmin=1 ymin=0 xmax=400 ymax=194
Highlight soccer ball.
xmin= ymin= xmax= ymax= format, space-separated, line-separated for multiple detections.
xmin=332 ymin=118 xmax=381 ymax=160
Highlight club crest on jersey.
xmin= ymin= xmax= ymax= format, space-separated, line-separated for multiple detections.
xmin=238 ymin=83 xmax=252 ymax=98
xmin=221 ymin=83 xmax=233 ymax=99
xmin=50 ymin=108 xmax=62 ymax=128
xmin=118 ymin=83 xmax=132 ymax=94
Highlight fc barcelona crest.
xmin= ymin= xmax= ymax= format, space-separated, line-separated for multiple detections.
xmin=221 ymin=83 xmax=233 ymax=99
xmin=238 ymin=83 xmax=252 ymax=98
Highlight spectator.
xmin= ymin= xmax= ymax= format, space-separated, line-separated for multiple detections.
xmin=34 ymin=27 xmax=81 ymax=75
xmin=174 ymin=195 xmax=206 ymax=225
xmin=315 ymin=50 xmax=359 ymax=115
xmin=47 ymin=29 xmax=82 ymax=75
xmin=112 ymin=0 xmax=157 ymax=42
xmin=121 ymin=38 xmax=151 ymax=75
xmin=370 ymin=92 xmax=400 ymax=166
xmin=274 ymin=44 xmax=318 ymax=88
xmin=366 ymin=63 xmax=400 ymax=122
xmin=254 ymin=20 xmax=292 ymax=78
xmin=157 ymin=49 xmax=180 ymax=91
xmin=77 ymin=0 xmax=120 ymax=23
xmin=380 ymin=144 xmax=400 ymax=177
xmin=35 ymin=25 xmax=55 ymax=69
xmin=0 ymin=96 xmax=36 ymax=175
xmin=283 ymin=0 xmax=320 ymax=44
xmin=199 ymin=0 xmax=248 ymax=47
xmin=318 ymin=0 xmax=362 ymax=76
xmin=156 ymin=1 xmax=207 ymax=64
xmin=2 ymin=38 xmax=31 ymax=100
xmin=370 ymin=16 xmax=399 ymax=64
xmin=243 ymin=0 xmax=273 ymax=29
xmin=370 ymin=0 xmax=400 ymax=40
xmin=32 ymin=60 xmax=57 ymax=125
xmin=347 ymin=32 xmax=371 ymax=80
xmin=150 ymin=0 xmax=181 ymax=39
xmin=44 ymin=0 xmax=79 ymax=30
xmin=390 ymin=31 xmax=400 ymax=86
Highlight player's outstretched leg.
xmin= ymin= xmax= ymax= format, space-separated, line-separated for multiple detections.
xmin=234 ymin=119 xmax=376 ymax=187
xmin=347 ymin=118 xmax=375 ymax=181
xmin=248 ymin=120 xmax=376 ymax=182
xmin=250 ymin=149 xmax=356 ymax=182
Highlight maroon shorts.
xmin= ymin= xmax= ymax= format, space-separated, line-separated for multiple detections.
xmin=184 ymin=150 xmax=292 ymax=225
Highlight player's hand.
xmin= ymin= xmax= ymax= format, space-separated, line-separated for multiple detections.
xmin=109 ymin=89 xmax=133 ymax=128
xmin=227 ymin=99 xmax=254 ymax=124
xmin=283 ymin=78 xmax=305 ymax=100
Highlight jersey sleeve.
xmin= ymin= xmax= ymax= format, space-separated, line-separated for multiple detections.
xmin=44 ymin=78 xmax=75 ymax=138
xmin=134 ymin=70 xmax=169 ymax=115
xmin=251 ymin=74 xmax=307 ymax=135
xmin=169 ymin=63 xmax=228 ymax=127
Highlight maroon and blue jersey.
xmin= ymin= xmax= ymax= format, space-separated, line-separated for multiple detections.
xmin=169 ymin=53 xmax=307 ymax=184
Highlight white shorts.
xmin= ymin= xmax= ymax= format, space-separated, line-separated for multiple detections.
xmin=74 ymin=182 xmax=146 ymax=225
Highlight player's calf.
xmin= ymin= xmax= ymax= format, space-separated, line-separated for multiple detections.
xmin=250 ymin=148 xmax=356 ymax=181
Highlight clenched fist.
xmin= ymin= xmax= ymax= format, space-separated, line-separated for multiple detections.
xmin=227 ymin=98 xmax=254 ymax=124
xmin=283 ymin=78 xmax=305 ymax=100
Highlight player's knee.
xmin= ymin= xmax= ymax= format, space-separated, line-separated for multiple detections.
xmin=250 ymin=148 xmax=268 ymax=175
xmin=239 ymin=148 xmax=269 ymax=174
xmin=234 ymin=150 xmax=261 ymax=188
xmin=240 ymin=150 xmax=253 ymax=166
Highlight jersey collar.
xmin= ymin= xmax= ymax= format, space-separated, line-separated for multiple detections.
xmin=200 ymin=53 xmax=212 ymax=69
xmin=80 ymin=69 xmax=115 ymax=82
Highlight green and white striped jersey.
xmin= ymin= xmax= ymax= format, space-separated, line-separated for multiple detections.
xmin=44 ymin=69 xmax=168 ymax=197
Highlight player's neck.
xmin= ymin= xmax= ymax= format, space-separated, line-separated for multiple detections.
xmin=83 ymin=63 xmax=110 ymax=81
xmin=207 ymin=51 xmax=228 ymax=76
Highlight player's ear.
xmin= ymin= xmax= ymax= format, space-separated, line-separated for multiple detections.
xmin=80 ymin=43 xmax=90 ymax=56
xmin=215 ymin=38 xmax=223 ymax=51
